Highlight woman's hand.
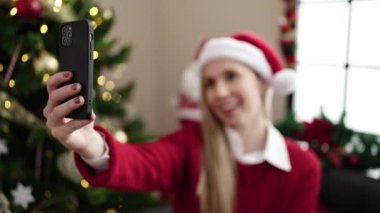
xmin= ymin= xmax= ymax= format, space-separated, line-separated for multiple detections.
xmin=43 ymin=71 xmax=105 ymax=160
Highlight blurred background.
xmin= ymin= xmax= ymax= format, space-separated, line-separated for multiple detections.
xmin=97 ymin=0 xmax=285 ymax=134
xmin=1 ymin=0 xmax=380 ymax=212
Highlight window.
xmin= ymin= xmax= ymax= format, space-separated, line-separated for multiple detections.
xmin=294 ymin=0 xmax=380 ymax=134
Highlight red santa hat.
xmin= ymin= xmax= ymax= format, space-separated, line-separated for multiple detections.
xmin=197 ymin=32 xmax=296 ymax=95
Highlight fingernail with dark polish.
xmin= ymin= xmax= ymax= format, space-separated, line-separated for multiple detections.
xmin=74 ymin=97 xmax=81 ymax=104
xmin=64 ymin=72 xmax=70 ymax=78
xmin=71 ymin=83 xmax=77 ymax=90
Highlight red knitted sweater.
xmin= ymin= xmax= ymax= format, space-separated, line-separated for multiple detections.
xmin=75 ymin=121 xmax=321 ymax=213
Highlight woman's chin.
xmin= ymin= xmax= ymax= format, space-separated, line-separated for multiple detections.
xmin=222 ymin=118 xmax=241 ymax=129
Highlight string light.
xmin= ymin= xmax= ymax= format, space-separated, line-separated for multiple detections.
xmin=89 ymin=6 xmax=99 ymax=16
xmin=93 ymin=51 xmax=99 ymax=60
xmin=112 ymin=93 xmax=122 ymax=103
xmin=95 ymin=17 xmax=103 ymax=26
xmin=10 ymin=8 xmax=17 ymax=16
xmin=42 ymin=73 xmax=50 ymax=83
xmin=106 ymin=209 xmax=117 ymax=213
xmin=40 ymin=24 xmax=48 ymax=34
xmin=0 ymin=64 xmax=4 ymax=72
xmin=8 ymin=79 xmax=15 ymax=88
xmin=102 ymin=92 xmax=112 ymax=101
xmin=105 ymin=81 xmax=115 ymax=91
xmin=54 ymin=0 xmax=62 ymax=7
xmin=97 ymin=75 xmax=106 ymax=86
xmin=81 ymin=179 xmax=90 ymax=189
xmin=21 ymin=53 xmax=29 ymax=62
xmin=91 ymin=21 xmax=97 ymax=30
xmin=53 ymin=0 xmax=62 ymax=12
xmin=4 ymin=100 xmax=11 ymax=109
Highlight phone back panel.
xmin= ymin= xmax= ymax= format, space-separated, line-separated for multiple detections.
xmin=59 ymin=20 xmax=93 ymax=119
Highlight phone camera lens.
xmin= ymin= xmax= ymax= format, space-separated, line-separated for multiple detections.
xmin=61 ymin=25 xmax=72 ymax=46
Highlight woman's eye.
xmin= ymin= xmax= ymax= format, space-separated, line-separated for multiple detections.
xmin=225 ymin=71 xmax=237 ymax=81
xmin=204 ymin=79 xmax=215 ymax=89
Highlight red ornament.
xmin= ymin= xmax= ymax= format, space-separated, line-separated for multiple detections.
xmin=16 ymin=0 xmax=42 ymax=20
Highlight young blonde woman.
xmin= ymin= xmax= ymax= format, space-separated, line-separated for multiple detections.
xmin=44 ymin=31 xmax=321 ymax=213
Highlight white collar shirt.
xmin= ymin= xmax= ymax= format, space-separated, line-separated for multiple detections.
xmin=225 ymin=123 xmax=292 ymax=172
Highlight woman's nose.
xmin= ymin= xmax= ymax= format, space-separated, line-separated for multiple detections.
xmin=214 ymin=82 xmax=230 ymax=98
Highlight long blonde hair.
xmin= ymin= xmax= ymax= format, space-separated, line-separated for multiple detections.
xmin=197 ymin=69 xmax=271 ymax=213
xmin=197 ymin=90 xmax=236 ymax=213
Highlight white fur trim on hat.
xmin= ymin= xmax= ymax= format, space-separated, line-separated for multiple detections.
xmin=271 ymin=68 xmax=297 ymax=95
xmin=198 ymin=37 xmax=272 ymax=81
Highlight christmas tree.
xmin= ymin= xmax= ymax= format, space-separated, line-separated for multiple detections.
xmin=0 ymin=0 xmax=162 ymax=212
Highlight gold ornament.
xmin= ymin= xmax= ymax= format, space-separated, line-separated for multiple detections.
xmin=0 ymin=192 xmax=11 ymax=213
xmin=56 ymin=151 xmax=82 ymax=183
xmin=33 ymin=50 xmax=58 ymax=74
xmin=0 ymin=91 xmax=45 ymax=129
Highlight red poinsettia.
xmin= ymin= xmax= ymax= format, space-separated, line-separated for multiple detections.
xmin=299 ymin=118 xmax=334 ymax=146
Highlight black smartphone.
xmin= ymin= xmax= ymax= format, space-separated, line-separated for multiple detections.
xmin=59 ymin=20 xmax=94 ymax=119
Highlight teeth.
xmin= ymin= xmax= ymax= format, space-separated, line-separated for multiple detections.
xmin=220 ymin=102 xmax=236 ymax=111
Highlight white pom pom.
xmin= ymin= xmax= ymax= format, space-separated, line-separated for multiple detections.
xmin=176 ymin=62 xmax=202 ymax=121
xmin=270 ymin=68 xmax=297 ymax=95
xmin=180 ymin=62 xmax=201 ymax=101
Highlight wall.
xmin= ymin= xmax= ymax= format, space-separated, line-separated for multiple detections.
xmin=100 ymin=0 xmax=285 ymax=134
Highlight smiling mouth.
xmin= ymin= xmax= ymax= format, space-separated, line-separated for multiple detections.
xmin=218 ymin=102 xmax=239 ymax=117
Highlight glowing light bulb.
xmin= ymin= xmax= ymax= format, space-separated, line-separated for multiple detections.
xmin=21 ymin=53 xmax=29 ymax=62
xmin=97 ymin=75 xmax=106 ymax=86
xmin=43 ymin=74 xmax=50 ymax=83
xmin=102 ymin=92 xmax=112 ymax=101
xmin=40 ymin=24 xmax=48 ymax=34
xmin=89 ymin=7 xmax=99 ymax=16
xmin=93 ymin=51 xmax=99 ymax=60
xmin=105 ymin=81 xmax=115 ymax=91
xmin=9 ymin=80 xmax=15 ymax=88
xmin=4 ymin=100 xmax=11 ymax=109
xmin=81 ymin=179 xmax=90 ymax=189
xmin=10 ymin=8 xmax=17 ymax=16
